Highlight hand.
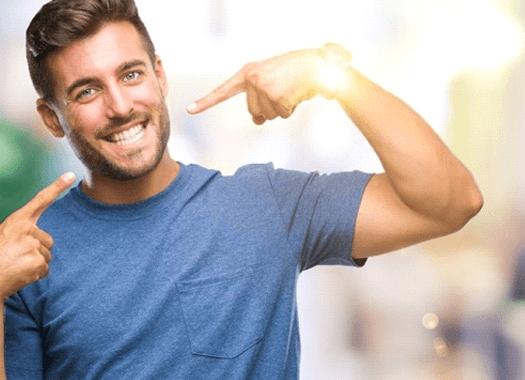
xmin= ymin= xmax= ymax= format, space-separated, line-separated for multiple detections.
xmin=187 ymin=44 xmax=353 ymax=125
xmin=0 ymin=172 xmax=76 ymax=301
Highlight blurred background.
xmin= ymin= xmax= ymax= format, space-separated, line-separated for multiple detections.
xmin=1 ymin=0 xmax=525 ymax=378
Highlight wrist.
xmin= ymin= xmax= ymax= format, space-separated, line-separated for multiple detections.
xmin=316 ymin=43 xmax=354 ymax=100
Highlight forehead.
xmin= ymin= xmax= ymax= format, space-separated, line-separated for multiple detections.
xmin=48 ymin=22 xmax=150 ymax=92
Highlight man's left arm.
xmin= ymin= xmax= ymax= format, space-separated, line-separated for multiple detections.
xmin=187 ymin=44 xmax=483 ymax=259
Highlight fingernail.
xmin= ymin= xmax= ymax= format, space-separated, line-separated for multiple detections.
xmin=62 ymin=172 xmax=76 ymax=182
xmin=186 ymin=102 xmax=198 ymax=113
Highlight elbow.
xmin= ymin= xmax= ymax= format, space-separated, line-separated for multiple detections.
xmin=445 ymin=183 xmax=484 ymax=233
xmin=468 ymin=186 xmax=484 ymax=218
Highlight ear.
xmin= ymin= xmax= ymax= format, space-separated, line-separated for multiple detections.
xmin=154 ymin=55 xmax=169 ymax=98
xmin=36 ymin=99 xmax=65 ymax=138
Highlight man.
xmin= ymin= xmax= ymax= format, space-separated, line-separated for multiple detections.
xmin=0 ymin=0 xmax=483 ymax=378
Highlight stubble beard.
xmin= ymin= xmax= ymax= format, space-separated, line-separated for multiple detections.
xmin=65 ymin=101 xmax=171 ymax=181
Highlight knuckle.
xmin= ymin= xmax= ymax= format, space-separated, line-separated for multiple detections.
xmin=26 ymin=237 xmax=40 ymax=251
xmin=242 ymin=62 xmax=256 ymax=72
xmin=268 ymin=92 xmax=281 ymax=104
xmin=281 ymin=111 xmax=293 ymax=119
xmin=246 ymin=70 xmax=259 ymax=85
xmin=275 ymin=94 xmax=286 ymax=103
xmin=33 ymin=254 xmax=48 ymax=272
xmin=20 ymin=232 xmax=38 ymax=248
xmin=47 ymin=234 xmax=55 ymax=248
xmin=0 ymin=223 xmax=12 ymax=239
xmin=20 ymin=220 xmax=35 ymax=234
xmin=40 ymin=265 xmax=50 ymax=279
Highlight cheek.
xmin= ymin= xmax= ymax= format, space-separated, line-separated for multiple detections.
xmin=128 ymin=77 xmax=166 ymax=103
xmin=66 ymin=104 xmax=106 ymax=138
xmin=134 ymin=85 xmax=164 ymax=106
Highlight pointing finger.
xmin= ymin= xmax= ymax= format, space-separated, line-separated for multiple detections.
xmin=19 ymin=172 xmax=76 ymax=223
xmin=187 ymin=68 xmax=248 ymax=115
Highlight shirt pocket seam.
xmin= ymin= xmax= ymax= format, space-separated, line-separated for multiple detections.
xmin=176 ymin=269 xmax=266 ymax=359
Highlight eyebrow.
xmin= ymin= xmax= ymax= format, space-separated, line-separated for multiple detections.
xmin=118 ymin=59 xmax=147 ymax=73
xmin=65 ymin=60 xmax=148 ymax=98
xmin=66 ymin=77 xmax=98 ymax=99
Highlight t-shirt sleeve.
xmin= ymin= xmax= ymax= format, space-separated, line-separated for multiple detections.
xmin=264 ymin=165 xmax=373 ymax=271
xmin=4 ymin=292 xmax=44 ymax=379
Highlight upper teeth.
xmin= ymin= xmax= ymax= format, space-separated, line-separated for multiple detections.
xmin=107 ymin=125 xmax=145 ymax=146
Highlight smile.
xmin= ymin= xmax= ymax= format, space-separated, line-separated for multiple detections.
xmin=106 ymin=124 xmax=146 ymax=146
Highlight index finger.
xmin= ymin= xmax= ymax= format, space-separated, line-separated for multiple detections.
xmin=19 ymin=172 xmax=76 ymax=222
xmin=186 ymin=69 xmax=247 ymax=115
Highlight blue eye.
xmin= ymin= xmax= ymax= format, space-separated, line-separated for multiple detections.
xmin=124 ymin=71 xmax=140 ymax=81
xmin=77 ymin=88 xmax=95 ymax=100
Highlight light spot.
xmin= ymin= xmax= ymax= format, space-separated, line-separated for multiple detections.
xmin=422 ymin=312 xmax=439 ymax=330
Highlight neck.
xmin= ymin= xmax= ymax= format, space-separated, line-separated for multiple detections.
xmin=81 ymin=152 xmax=180 ymax=204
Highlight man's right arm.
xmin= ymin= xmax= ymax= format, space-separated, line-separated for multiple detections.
xmin=0 ymin=173 xmax=76 ymax=378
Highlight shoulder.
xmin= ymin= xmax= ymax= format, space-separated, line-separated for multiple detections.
xmin=232 ymin=162 xmax=275 ymax=178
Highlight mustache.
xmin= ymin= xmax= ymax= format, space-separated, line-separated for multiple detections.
xmin=95 ymin=111 xmax=151 ymax=138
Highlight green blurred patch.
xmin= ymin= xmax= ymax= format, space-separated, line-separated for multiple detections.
xmin=0 ymin=116 xmax=54 ymax=222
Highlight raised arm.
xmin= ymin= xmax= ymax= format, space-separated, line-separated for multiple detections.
xmin=187 ymin=43 xmax=483 ymax=259
xmin=0 ymin=172 xmax=75 ymax=378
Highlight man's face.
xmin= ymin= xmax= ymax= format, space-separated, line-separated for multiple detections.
xmin=45 ymin=22 xmax=170 ymax=181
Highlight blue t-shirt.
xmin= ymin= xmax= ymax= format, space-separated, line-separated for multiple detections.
xmin=5 ymin=163 xmax=371 ymax=379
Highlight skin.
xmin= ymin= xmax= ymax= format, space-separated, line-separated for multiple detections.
xmin=37 ymin=22 xmax=179 ymax=205
xmin=0 ymin=22 xmax=483 ymax=376
xmin=187 ymin=44 xmax=484 ymax=258
xmin=0 ymin=172 xmax=76 ymax=376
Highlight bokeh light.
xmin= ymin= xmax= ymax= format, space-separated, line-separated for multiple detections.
xmin=433 ymin=337 xmax=449 ymax=357
xmin=422 ymin=312 xmax=439 ymax=330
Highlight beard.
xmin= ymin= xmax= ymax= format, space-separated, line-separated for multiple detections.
xmin=65 ymin=100 xmax=171 ymax=181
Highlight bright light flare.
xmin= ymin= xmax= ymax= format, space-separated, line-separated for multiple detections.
xmin=317 ymin=43 xmax=354 ymax=99
xmin=318 ymin=63 xmax=351 ymax=98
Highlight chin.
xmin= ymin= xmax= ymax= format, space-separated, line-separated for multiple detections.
xmin=94 ymin=152 xmax=165 ymax=181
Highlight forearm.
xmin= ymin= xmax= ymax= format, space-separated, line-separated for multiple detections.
xmin=334 ymin=66 xmax=482 ymax=226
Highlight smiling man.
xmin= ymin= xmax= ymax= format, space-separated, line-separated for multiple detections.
xmin=0 ymin=0 xmax=483 ymax=379
xmin=36 ymin=19 xmax=177 ymax=203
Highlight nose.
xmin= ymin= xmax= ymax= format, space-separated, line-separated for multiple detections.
xmin=104 ymin=83 xmax=133 ymax=118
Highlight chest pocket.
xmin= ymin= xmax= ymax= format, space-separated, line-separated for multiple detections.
xmin=177 ymin=269 xmax=267 ymax=359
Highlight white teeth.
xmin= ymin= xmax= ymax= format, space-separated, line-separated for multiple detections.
xmin=107 ymin=125 xmax=145 ymax=146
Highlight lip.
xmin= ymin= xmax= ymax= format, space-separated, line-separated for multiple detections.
xmin=100 ymin=125 xmax=150 ymax=158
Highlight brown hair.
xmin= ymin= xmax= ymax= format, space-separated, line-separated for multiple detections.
xmin=26 ymin=0 xmax=156 ymax=104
